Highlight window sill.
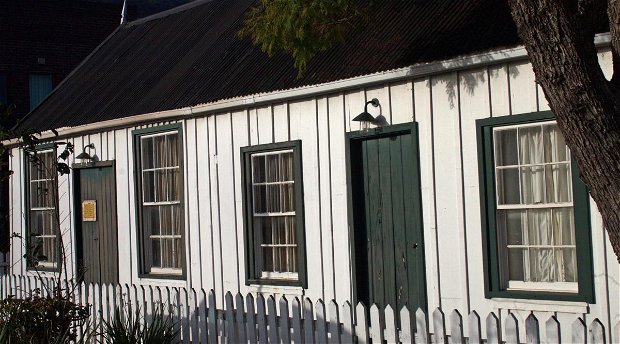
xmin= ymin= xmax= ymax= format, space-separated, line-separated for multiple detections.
xmin=491 ymin=297 xmax=589 ymax=314
xmin=137 ymin=277 xmax=187 ymax=287
xmin=248 ymin=284 xmax=304 ymax=296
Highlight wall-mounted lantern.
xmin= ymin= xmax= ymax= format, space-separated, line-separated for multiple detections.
xmin=352 ymin=98 xmax=380 ymax=131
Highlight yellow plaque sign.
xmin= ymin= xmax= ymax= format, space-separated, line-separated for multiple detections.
xmin=82 ymin=200 xmax=97 ymax=222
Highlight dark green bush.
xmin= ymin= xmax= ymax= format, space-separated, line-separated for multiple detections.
xmin=0 ymin=295 xmax=89 ymax=343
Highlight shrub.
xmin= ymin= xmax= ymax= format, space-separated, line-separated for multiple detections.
xmin=0 ymin=295 xmax=89 ymax=343
xmin=101 ymin=305 xmax=179 ymax=344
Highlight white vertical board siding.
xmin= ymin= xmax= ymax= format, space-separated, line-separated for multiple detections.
xmin=10 ymin=148 xmax=23 ymax=275
xmin=185 ymin=118 xmax=201 ymax=290
xmin=289 ymin=99 xmax=323 ymax=301
xmin=488 ymin=65 xmax=511 ymax=117
xmin=430 ymin=72 xmax=469 ymax=315
xmin=207 ymin=115 xmax=225 ymax=307
xmin=389 ymin=81 xmax=414 ymax=124
xmin=196 ymin=117 xmax=215 ymax=290
xmin=215 ymin=113 xmax=240 ymax=293
xmin=115 ymin=128 xmax=132 ymax=283
xmin=316 ymin=96 xmax=335 ymax=301
xmin=413 ymin=77 xmax=441 ymax=312
xmin=327 ymin=93 xmax=353 ymax=303
xmin=458 ymin=67 xmax=492 ymax=331
xmin=231 ymin=110 xmax=250 ymax=296
xmin=508 ymin=61 xmax=538 ymax=115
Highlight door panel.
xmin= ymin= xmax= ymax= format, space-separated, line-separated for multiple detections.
xmin=75 ymin=164 xmax=118 ymax=284
xmin=349 ymin=123 xmax=426 ymax=312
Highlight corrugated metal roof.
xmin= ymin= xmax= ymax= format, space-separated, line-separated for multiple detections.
xmin=19 ymin=0 xmax=522 ymax=131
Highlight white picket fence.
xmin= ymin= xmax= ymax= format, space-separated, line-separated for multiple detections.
xmin=0 ymin=275 xmax=611 ymax=343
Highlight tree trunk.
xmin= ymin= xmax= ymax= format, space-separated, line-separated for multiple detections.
xmin=508 ymin=0 xmax=620 ymax=262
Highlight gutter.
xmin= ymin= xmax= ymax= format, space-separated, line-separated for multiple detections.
xmin=4 ymin=33 xmax=611 ymax=147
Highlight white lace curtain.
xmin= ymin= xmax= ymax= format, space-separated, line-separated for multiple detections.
xmin=495 ymin=123 xmax=576 ymax=284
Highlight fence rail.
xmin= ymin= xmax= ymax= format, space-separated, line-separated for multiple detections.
xmin=0 ymin=274 xmax=613 ymax=343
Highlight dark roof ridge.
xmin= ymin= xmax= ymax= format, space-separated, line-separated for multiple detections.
xmin=126 ymin=0 xmax=216 ymax=27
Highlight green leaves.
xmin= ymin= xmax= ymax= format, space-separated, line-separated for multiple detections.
xmin=238 ymin=0 xmax=367 ymax=77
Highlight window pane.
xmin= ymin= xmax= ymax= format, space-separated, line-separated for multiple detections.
xmin=281 ymin=152 xmax=294 ymax=181
xmin=266 ymin=154 xmax=279 ymax=182
xmin=141 ymin=137 xmax=154 ymax=169
xmin=142 ymin=171 xmax=155 ymax=202
xmin=543 ymin=124 xmax=568 ymax=162
xmin=527 ymin=209 xmax=551 ymax=246
xmin=560 ymin=248 xmax=577 ymax=282
xmin=151 ymin=239 xmax=161 ymax=268
xmin=496 ymin=167 xmax=520 ymax=205
xmin=167 ymin=133 xmax=179 ymax=167
xmin=545 ymin=163 xmax=571 ymax=203
xmin=252 ymin=155 xmax=265 ymax=183
xmin=494 ymin=129 xmax=518 ymax=166
xmin=282 ymin=184 xmax=295 ymax=212
xmin=498 ymin=209 xmax=524 ymax=245
xmin=267 ymin=185 xmax=281 ymax=212
xmin=518 ymin=125 xmax=543 ymax=164
xmin=520 ymin=166 xmax=545 ymax=204
xmin=552 ymin=208 xmax=575 ymax=245
xmin=253 ymin=185 xmax=266 ymax=213
xmin=143 ymin=206 xmax=161 ymax=236
xmin=529 ymin=248 xmax=555 ymax=282
xmin=508 ymin=248 xmax=525 ymax=281
xmin=30 ymin=210 xmax=54 ymax=236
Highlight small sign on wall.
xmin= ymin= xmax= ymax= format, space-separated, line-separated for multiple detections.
xmin=82 ymin=200 xmax=97 ymax=222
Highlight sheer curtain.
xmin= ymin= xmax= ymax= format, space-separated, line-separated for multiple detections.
xmin=495 ymin=123 xmax=576 ymax=285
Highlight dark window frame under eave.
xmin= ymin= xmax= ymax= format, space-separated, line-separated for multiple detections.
xmin=23 ymin=143 xmax=61 ymax=272
xmin=241 ymin=140 xmax=308 ymax=288
xmin=132 ymin=123 xmax=186 ymax=280
xmin=476 ymin=111 xmax=594 ymax=302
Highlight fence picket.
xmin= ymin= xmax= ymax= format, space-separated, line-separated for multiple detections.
xmin=449 ymin=310 xmax=463 ymax=344
xmin=208 ymin=289 xmax=218 ymax=344
xmin=545 ymin=315 xmax=560 ymax=344
xmin=385 ymin=305 xmax=398 ymax=343
xmin=199 ymin=289 xmax=208 ymax=344
xmin=101 ymin=284 xmax=110 ymax=326
xmin=225 ymin=291 xmax=237 ymax=343
xmin=525 ymin=313 xmax=540 ymax=344
xmin=316 ymin=299 xmax=328 ymax=343
xmin=415 ymin=307 xmax=429 ymax=344
xmin=291 ymin=297 xmax=303 ymax=344
xmin=304 ymin=298 xmax=315 ymax=344
xmin=256 ymin=294 xmax=268 ymax=344
xmin=370 ymin=304 xmax=384 ymax=343
xmin=486 ymin=312 xmax=500 ymax=344
xmin=236 ymin=292 xmax=247 ymax=344
xmin=432 ymin=308 xmax=446 ymax=344
xmin=468 ymin=311 xmax=481 ymax=344
xmin=572 ymin=318 xmax=587 ymax=344
xmin=505 ymin=313 xmax=520 ymax=344
xmin=280 ymin=296 xmax=291 ymax=344
xmin=267 ymin=296 xmax=279 ymax=344
xmin=246 ymin=293 xmax=257 ymax=344
xmin=189 ymin=289 xmax=199 ymax=343
xmin=590 ymin=319 xmax=606 ymax=344
xmin=356 ymin=303 xmax=370 ymax=344
xmin=328 ymin=300 xmax=340 ymax=344
xmin=180 ymin=288 xmax=190 ymax=342
xmin=342 ymin=301 xmax=354 ymax=344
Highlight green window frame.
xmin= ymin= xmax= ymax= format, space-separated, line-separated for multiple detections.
xmin=476 ymin=111 xmax=594 ymax=302
xmin=241 ymin=140 xmax=307 ymax=288
xmin=24 ymin=144 xmax=60 ymax=271
xmin=133 ymin=124 xmax=186 ymax=279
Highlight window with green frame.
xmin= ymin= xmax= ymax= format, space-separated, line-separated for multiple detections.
xmin=477 ymin=111 xmax=594 ymax=302
xmin=241 ymin=141 xmax=307 ymax=287
xmin=25 ymin=146 xmax=60 ymax=270
xmin=133 ymin=124 xmax=185 ymax=279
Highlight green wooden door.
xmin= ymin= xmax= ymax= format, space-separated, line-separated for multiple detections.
xmin=75 ymin=164 xmax=118 ymax=284
xmin=348 ymin=123 xmax=427 ymax=312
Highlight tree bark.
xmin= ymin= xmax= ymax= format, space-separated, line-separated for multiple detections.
xmin=508 ymin=0 xmax=620 ymax=261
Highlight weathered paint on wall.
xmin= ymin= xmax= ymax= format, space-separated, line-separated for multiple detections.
xmin=8 ymin=50 xmax=619 ymax=341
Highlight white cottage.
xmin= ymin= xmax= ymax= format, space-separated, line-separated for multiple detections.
xmin=5 ymin=0 xmax=619 ymax=341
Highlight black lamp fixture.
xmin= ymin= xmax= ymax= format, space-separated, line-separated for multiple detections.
xmin=76 ymin=143 xmax=95 ymax=161
xmin=353 ymin=98 xmax=380 ymax=131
